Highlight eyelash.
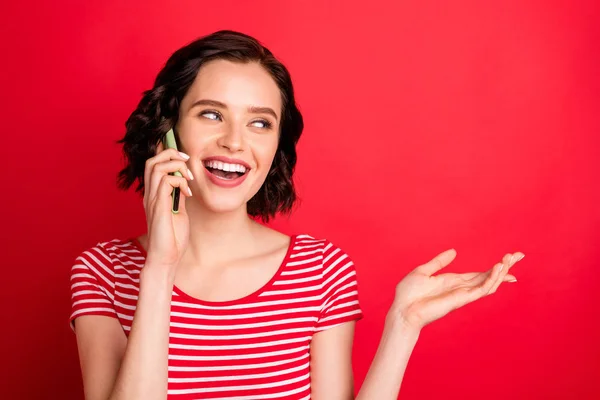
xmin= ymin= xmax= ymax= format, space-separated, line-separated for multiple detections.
xmin=200 ymin=110 xmax=273 ymax=130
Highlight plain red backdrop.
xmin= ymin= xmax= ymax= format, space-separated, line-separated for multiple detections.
xmin=1 ymin=0 xmax=599 ymax=398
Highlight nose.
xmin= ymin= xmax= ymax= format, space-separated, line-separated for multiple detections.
xmin=217 ymin=123 xmax=244 ymax=153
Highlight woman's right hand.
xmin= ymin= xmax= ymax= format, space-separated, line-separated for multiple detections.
xmin=142 ymin=141 xmax=194 ymax=273
xmin=389 ymin=250 xmax=523 ymax=331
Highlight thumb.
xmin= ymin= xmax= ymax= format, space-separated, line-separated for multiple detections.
xmin=417 ymin=249 xmax=457 ymax=276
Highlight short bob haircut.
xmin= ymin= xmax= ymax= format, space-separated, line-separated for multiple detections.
xmin=117 ymin=30 xmax=304 ymax=221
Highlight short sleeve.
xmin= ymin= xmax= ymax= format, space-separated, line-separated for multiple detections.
xmin=69 ymin=243 xmax=118 ymax=331
xmin=315 ymin=241 xmax=363 ymax=332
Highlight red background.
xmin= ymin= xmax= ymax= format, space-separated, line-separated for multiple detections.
xmin=1 ymin=0 xmax=599 ymax=399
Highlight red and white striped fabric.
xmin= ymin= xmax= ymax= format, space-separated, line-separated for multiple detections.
xmin=69 ymin=234 xmax=363 ymax=399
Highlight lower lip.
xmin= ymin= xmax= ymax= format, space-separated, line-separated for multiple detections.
xmin=203 ymin=166 xmax=249 ymax=188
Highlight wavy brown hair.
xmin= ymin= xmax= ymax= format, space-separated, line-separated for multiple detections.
xmin=116 ymin=30 xmax=304 ymax=221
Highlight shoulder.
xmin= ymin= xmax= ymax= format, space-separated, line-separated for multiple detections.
xmin=71 ymin=238 xmax=145 ymax=278
xmin=98 ymin=237 xmax=146 ymax=261
xmin=293 ymin=235 xmax=363 ymax=330
xmin=75 ymin=238 xmax=142 ymax=261
xmin=292 ymin=234 xmax=357 ymax=276
xmin=293 ymin=234 xmax=354 ymax=259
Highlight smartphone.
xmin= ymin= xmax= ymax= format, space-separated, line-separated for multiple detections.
xmin=163 ymin=128 xmax=182 ymax=213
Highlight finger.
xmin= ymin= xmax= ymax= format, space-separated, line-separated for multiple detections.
xmin=444 ymin=269 xmax=513 ymax=291
xmin=144 ymin=152 xmax=191 ymax=207
xmin=155 ymin=160 xmax=194 ymax=181
xmin=144 ymin=146 xmax=187 ymax=207
xmin=455 ymin=252 xmax=524 ymax=284
xmin=149 ymin=160 xmax=193 ymax=206
xmin=428 ymin=262 xmax=503 ymax=316
xmin=467 ymin=262 xmax=503 ymax=301
xmin=502 ymin=253 xmax=513 ymax=267
xmin=448 ymin=272 xmax=485 ymax=284
xmin=508 ymin=252 xmax=525 ymax=268
xmin=446 ymin=256 xmax=517 ymax=309
xmin=433 ymin=265 xmax=498 ymax=314
xmin=145 ymin=148 xmax=189 ymax=184
xmin=490 ymin=252 xmax=524 ymax=293
xmin=153 ymin=175 xmax=192 ymax=212
xmin=144 ymin=144 xmax=189 ymax=176
xmin=489 ymin=261 xmax=509 ymax=294
xmin=443 ymin=271 xmax=489 ymax=291
xmin=417 ymin=249 xmax=457 ymax=276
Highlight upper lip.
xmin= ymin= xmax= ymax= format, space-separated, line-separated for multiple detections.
xmin=202 ymin=156 xmax=251 ymax=170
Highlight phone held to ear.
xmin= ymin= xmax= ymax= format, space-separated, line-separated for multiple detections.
xmin=163 ymin=128 xmax=182 ymax=214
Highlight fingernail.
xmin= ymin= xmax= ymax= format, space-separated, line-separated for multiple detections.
xmin=187 ymin=187 xmax=193 ymax=196
xmin=518 ymin=254 xmax=525 ymax=261
xmin=179 ymin=152 xmax=190 ymax=159
xmin=188 ymin=169 xmax=194 ymax=180
xmin=508 ymin=278 xmax=517 ymax=282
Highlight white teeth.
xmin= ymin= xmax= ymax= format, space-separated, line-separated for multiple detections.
xmin=204 ymin=160 xmax=247 ymax=174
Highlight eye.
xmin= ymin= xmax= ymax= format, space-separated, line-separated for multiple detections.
xmin=250 ymin=119 xmax=273 ymax=129
xmin=200 ymin=110 xmax=222 ymax=121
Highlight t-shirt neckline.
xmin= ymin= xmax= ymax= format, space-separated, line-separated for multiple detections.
xmin=128 ymin=234 xmax=297 ymax=306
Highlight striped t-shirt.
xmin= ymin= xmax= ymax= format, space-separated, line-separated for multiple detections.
xmin=69 ymin=234 xmax=363 ymax=399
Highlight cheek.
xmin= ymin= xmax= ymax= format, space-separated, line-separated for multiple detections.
xmin=247 ymin=138 xmax=278 ymax=192
xmin=176 ymin=126 xmax=213 ymax=155
xmin=254 ymin=139 xmax=279 ymax=171
xmin=176 ymin=113 xmax=216 ymax=140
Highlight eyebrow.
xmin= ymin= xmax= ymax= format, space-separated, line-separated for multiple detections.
xmin=189 ymin=99 xmax=279 ymax=121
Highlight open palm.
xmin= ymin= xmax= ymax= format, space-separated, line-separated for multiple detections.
xmin=392 ymin=249 xmax=525 ymax=330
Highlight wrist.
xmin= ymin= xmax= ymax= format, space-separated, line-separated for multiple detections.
xmin=140 ymin=260 xmax=177 ymax=286
xmin=385 ymin=309 xmax=422 ymax=340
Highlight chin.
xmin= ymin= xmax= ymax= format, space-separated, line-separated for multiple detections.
xmin=197 ymin=193 xmax=250 ymax=215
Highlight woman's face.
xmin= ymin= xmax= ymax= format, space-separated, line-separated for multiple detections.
xmin=176 ymin=59 xmax=282 ymax=215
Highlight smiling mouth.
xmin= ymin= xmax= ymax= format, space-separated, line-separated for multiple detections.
xmin=203 ymin=160 xmax=249 ymax=181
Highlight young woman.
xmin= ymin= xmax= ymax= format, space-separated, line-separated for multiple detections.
xmin=69 ymin=30 xmax=524 ymax=400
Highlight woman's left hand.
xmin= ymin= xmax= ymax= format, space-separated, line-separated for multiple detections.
xmin=390 ymin=249 xmax=525 ymax=331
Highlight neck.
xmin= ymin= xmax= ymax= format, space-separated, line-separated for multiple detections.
xmin=182 ymin=197 xmax=259 ymax=268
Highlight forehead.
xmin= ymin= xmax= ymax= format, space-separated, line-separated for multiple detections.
xmin=183 ymin=59 xmax=282 ymax=116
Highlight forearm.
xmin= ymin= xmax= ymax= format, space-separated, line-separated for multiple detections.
xmin=356 ymin=314 xmax=420 ymax=400
xmin=109 ymin=264 xmax=175 ymax=400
